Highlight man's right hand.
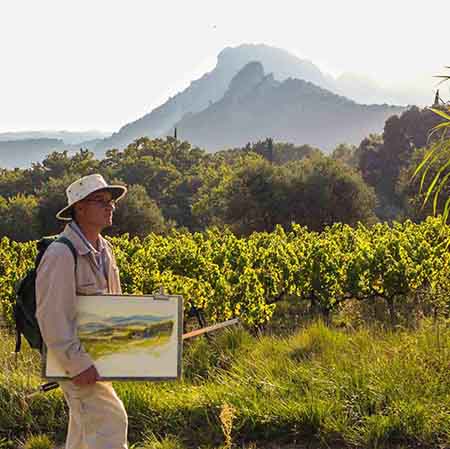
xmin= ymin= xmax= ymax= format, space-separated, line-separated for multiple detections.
xmin=72 ymin=365 xmax=100 ymax=386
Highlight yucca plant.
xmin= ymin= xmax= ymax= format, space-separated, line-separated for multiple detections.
xmin=413 ymin=67 xmax=450 ymax=222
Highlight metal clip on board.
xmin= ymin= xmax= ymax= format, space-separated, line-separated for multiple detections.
xmin=152 ymin=286 xmax=170 ymax=300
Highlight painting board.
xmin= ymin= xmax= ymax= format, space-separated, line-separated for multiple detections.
xmin=42 ymin=294 xmax=183 ymax=381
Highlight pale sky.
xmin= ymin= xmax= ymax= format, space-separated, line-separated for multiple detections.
xmin=0 ymin=0 xmax=448 ymax=133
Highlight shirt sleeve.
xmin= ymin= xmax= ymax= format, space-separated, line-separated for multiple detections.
xmin=36 ymin=242 xmax=94 ymax=378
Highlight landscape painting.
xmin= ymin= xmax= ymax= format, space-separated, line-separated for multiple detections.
xmin=43 ymin=294 xmax=182 ymax=380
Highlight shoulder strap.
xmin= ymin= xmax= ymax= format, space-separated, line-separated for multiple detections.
xmin=13 ymin=236 xmax=78 ymax=353
xmin=55 ymin=236 xmax=78 ymax=267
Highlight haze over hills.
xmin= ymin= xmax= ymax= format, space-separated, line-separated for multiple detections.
xmin=0 ymin=131 xmax=110 ymax=169
xmin=0 ymin=130 xmax=110 ymax=144
xmin=1 ymin=44 xmax=424 ymax=168
xmin=92 ymin=44 xmax=412 ymax=153
xmin=0 ymin=138 xmax=65 ymax=169
xmin=175 ymin=62 xmax=404 ymax=152
xmin=94 ymin=43 xmax=337 ymax=152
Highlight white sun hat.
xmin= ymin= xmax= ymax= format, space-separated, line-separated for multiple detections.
xmin=56 ymin=173 xmax=127 ymax=221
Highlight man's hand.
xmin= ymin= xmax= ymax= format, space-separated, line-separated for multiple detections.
xmin=72 ymin=365 xmax=100 ymax=386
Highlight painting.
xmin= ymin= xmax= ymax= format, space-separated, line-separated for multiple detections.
xmin=43 ymin=294 xmax=183 ymax=380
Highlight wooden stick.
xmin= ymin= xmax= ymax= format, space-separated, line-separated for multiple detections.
xmin=182 ymin=318 xmax=239 ymax=340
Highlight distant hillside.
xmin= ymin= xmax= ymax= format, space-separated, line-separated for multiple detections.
xmin=0 ymin=138 xmax=66 ymax=169
xmin=0 ymin=130 xmax=111 ymax=169
xmin=90 ymin=44 xmax=415 ymax=153
xmin=0 ymin=130 xmax=110 ymax=144
xmin=174 ymin=62 xmax=405 ymax=152
xmin=1 ymin=44 xmax=420 ymax=166
xmin=92 ymin=44 xmax=342 ymax=152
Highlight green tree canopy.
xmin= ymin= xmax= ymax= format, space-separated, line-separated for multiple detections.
xmin=107 ymin=184 xmax=166 ymax=238
xmin=282 ymin=155 xmax=377 ymax=231
xmin=0 ymin=194 xmax=40 ymax=241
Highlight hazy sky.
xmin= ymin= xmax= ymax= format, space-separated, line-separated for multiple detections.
xmin=0 ymin=0 xmax=448 ymax=133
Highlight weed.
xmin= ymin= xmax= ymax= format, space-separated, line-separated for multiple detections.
xmin=219 ymin=402 xmax=236 ymax=449
xmin=23 ymin=434 xmax=53 ymax=449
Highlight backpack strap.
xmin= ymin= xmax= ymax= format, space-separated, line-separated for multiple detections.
xmin=55 ymin=236 xmax=78 ymax=267
xmin=14 ymin=236 xmax=78 ymax=354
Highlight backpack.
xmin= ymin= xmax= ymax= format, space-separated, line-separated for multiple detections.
xmin=14 ymin=235 xmax=77 ymax=353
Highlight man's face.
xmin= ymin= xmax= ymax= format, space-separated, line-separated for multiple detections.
xmin=74 ymin=189 xmax=115 ymax=229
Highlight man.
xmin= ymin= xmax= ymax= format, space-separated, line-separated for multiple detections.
xmin=36 ymin=173 xmax=128 ymax=449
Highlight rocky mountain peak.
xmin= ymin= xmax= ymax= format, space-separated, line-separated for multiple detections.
xmin=83 ymin=44 xmax=407 ymax=154
xmin=226 ymin=62 xmax=265 ymax=99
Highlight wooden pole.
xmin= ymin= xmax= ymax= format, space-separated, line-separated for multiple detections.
xmin=182 ymin=318 xmax=239 ymax=340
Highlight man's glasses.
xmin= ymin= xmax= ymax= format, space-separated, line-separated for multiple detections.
xmin=85 ymin=198 xmax=116 ymax=208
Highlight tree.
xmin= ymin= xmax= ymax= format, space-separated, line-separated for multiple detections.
xmin=355 ymin=134 xmax=384 ymax=188
xmin=223 ymin=157 xmax=280 ymax=234
xmin=0 ymin=168 xmax=33 ymax=198
xmin=193 ymin=153 xmax=377 ymax=234
xmin=0 ymin=194 xmax=40 ymax=241
xmin=331 ymin=143 xmax=358 ymax=168
xmin=283 ymin=155 xmax=377 ymax=231
xmin=28 ymin=149 xmax=99 ymax=193
xmin=191 ymin=158 xmax=236 ymax=230
xmin=356 ymin=107 xmax=443 ymax=221
xmin=398 ymin=147 xmax=450 ymax=221
xmin=39 ymin=151 xmax=73 ymax=179
xmin=103 ymin=137 xmax=206 ymax=227
xmin=413 ymin=68 xmax=450 ymax=222
xmin=239 ymin=139 xmax=322 ymax=165
xmin=35 ymin=174 xmax=80 ymax=236
xmin=107 ymin=184 xmax=166 ymax=238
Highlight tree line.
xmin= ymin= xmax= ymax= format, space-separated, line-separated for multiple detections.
xmin=0 ymin=105 xmax=446 ymax=241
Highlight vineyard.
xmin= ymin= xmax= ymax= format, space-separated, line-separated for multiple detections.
xmin=1 ymin=218 xmax=450 ymax=448
xmin=1 ymin=216 xmax=449 ymax=330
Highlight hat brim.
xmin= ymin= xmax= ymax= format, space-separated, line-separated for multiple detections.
xmin=56 ymin=185 xmax=127 ymax=221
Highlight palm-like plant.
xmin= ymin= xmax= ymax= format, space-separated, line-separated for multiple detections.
xmin=413 ymin=67 xmax=450 ymax=222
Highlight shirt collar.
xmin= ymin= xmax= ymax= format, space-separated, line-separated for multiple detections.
xmin=67 ymin=221 xmax=105 ymax=255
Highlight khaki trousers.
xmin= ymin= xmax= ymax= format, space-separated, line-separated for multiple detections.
xmin=59 ymin=380 xmax=128 ymax=449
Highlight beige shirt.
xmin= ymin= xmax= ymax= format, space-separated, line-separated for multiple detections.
xmin=36 ymin=223 xmax=122 ymax=377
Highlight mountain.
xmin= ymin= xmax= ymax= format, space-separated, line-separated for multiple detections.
xmin=0 ymin=138 xmax=65 ymax=169
xmin=173 ymin=62 xmax=405 ymax=152
xmin=1 ymin=44 xmax=421 ymax=167
xmin=0 ymin=130 xmax=111 ymax=169
xmin=0 ymin=130 xmax=110 ymax=144
xmin=91 ymin=44 xmax=345 ymax=153
xmin=89 ymin=44 xmax=419 ymax=154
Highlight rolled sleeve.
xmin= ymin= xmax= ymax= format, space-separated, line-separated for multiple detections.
xmin=36 ymin=243 xmax=94 ymax=377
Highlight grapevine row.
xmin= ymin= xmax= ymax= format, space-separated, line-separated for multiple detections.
xmin=1 ymin=217 xmax=449 ymax=328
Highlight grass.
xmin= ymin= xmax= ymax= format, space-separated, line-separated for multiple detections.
xmin=0 ymin=320 xmax=449 ymax=449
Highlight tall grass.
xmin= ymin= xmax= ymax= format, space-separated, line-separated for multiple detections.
xmin=1 ymin=321 xmax=449 ymax=448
